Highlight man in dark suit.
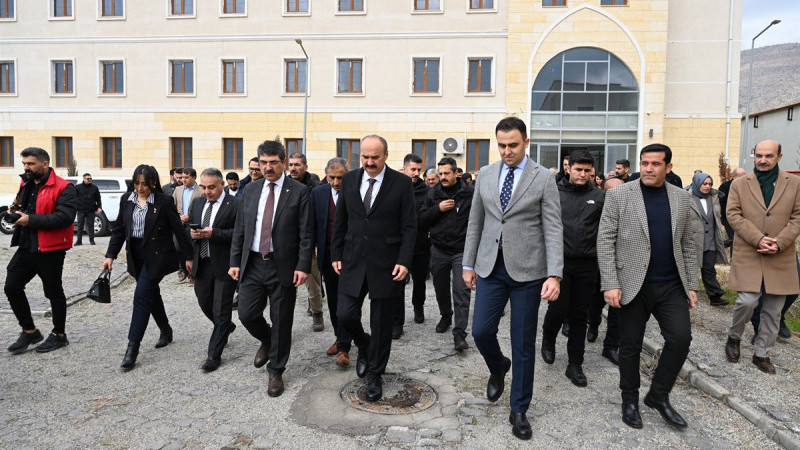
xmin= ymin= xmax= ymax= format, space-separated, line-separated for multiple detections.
xmin=189 ymin=168 xmax=239 ymax=372
xmin=331 ymin=135 xmax=417 ymax=403
xmin=229 ymin=140 xmax=313 ymax=397
xmin=311 ymin=157 xmax=351 ymax=365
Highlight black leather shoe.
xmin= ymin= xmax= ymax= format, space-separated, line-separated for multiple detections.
xmin=414 ymin=308 xmax=425 ymax=324
xmin=725 ymin=336 xmax=740 ymax=363
xmin=644 ymin=394 xmax=687 ymax=428
xmin=454 ymin=335 xmax=469 ymax=351
xmin=561 ymin=321 xmax=570 ymax=337
xmin=254 ymin=342 xmax=270 ymax=368
xmin=356 ymin=334 xmax=370 ymax=379
xmin=779 ymin=320 xmax=792 ymax=339
xmin=121 ymin=341 xmax=140 ymax=371
xmin=486 ymin=357 xmax=511 ymax=402
xmin=508 ymin=412 xmax=532 ymax=440
xmin=602 ymin=347 xmax=620 ymax=366
xmin=565 ymin=363 xmax=587 ymax=387
xmin=435 ymin=316 xmax=452 ymax=333
xmin=541 ymin=338 xmax=555 ymax=364
xmin=587 ymin=325 xmax=598 ymax=343
xmin=365 ymin=375 xmax=383 ymax=402
xmin=392 ymin=325 xmax=403 ymax=340
xmin=201 ymin=358 xmax=221 ymax=372
xmin=621 ymin=402 xmax=643 ymax=429
xmin=154 ymin=327 xmax=173 ymax=349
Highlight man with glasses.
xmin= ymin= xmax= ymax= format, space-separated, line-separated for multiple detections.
xmin=238 ymin=157 xmax=263 ymax=194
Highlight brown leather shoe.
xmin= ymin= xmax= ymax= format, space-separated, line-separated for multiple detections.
xmin=752 ymin=355 xmax=776 ymax=374
xmin=336 ymin=351 xmax=350 ymax=366
xmin=725 ymin=337 xmax=740 ymax=362
xmin=268 ymin=373 xmax=284 ymax=397
xmin=254 ymin=343 xmax=269 ymax=368
xmin=326 ymin=340 xmax=339 ymax=356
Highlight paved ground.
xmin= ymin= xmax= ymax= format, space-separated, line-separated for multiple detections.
xmin=0 ymin=234 xmax=798 ymax=449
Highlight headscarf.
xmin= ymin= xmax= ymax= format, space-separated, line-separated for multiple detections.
xmin=691 ymin=172 xmax=712 ymax=199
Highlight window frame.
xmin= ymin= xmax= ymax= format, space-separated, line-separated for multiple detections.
xmin=220 ymin=58 xmax=247 ymax=96
xmin=541 ymin=0 xmax=566 ymax=6
xmin=753 ymin=116 xmax=759 ymax=128
xmin=167 ymin=58 xmax=196 ymax=97
xmin=0 ymin=59 xmax=17 ymax=96
xmin=167 ymin=0 xmax=196 ymax=19
xmin=50 ymin=58 xmax=76 ymax=97
xmin=788 ymin=107 xmax=794 ymax=121
xmin=335 ymin=57 xmax=365 ymax=97
xmin=98 ymin=59 xmax=126 ymax=97
xmin=98 ymin=0 xmax=125 ymax=20
xmin=600 ymin=0 xmax=627 ymax=5
xmin=0 ymin=0 xmax=17 ymax=22
xmin=411 ymin=56 xmax=442 ymax=96
xmin=466 ymin=0 xmax=496 ymax=13
xmin=220 ymin=0 xmax=247 ymax=17
xmin=465 ymin=55 xmax=495 ymax=96
xmin=283 ymin=0 xmax=310 ymax=16
xmin=337 ymin=139 xmax=361 ymax=168
xmin=54 ymin=136 xmax=73 ymax=168
xmin=336 ymin=0 xmax=366 ymax=15
xmin=170 ymin=137 xmax=193 ymax=168
xmin=50 ymin=0 xmax=75 ymax=20
xmin=101 ymin=137 xmax=123 ymax=168
xmin=412 ymin=139 xmax=437 ymax=170
xmin=412 ymin=0 xmax=442 ymax=14
xmin=0 ymin=137 xmax=13 ymax=168
xmin=466 ymin=139 xmax=490 ymax=172
xmin=222 ymin=138 xmax=244 ymax=170
xmin=283 ymin=58 xmax=309 ymax=96
xmin=285 ymin=138 xmax=304 ymax=155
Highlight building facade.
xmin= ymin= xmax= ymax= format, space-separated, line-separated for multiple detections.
xmin=0 ymin=0 xmax=741 ymax=193
xmin=742 ymin=103 xmax=800 ymax=169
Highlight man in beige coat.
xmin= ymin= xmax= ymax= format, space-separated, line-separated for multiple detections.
xmin=725 ymin=140 xmax=800 ymax=374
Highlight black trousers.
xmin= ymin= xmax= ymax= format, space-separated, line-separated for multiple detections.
xmin=321 ymin=254 xmax=352 ymax=352
xmin=396 ymin=252 xmax=430 ymax=327
xmin=618 ymin=279 xmax=692 ymax=403
xmin=338 ymin=277 xmax=401 ymax=377
xmin=129 ymin=239 xmax=170 ymax=342
xmin=542 ymin=258 xmax=597 ymax=365
xmin=194 ymin=258 xmax=236 ymax=360
xmin=237 ymin=253 xmax=297 ymax=375
xmin=75 ymin=211 xmax=96 ymax=241
xmin=700 ymin=250 xmax=725 ymax=299
xmin=5 ymin=248 xmax=67 ymax=334
xmin=589 ymin=277 xmax=620 ymax=350
xmin=430 ymin=246 xmax=471 ymax=338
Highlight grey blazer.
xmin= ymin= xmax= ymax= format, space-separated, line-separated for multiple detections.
xmin=596 ymin=181 xmax=700 ymax=305
xmin=463 ymin=159 xmax=563 ymax=282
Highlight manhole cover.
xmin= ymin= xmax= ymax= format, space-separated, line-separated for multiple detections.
xmin=341 ymin=375 xmax=437 ymax=415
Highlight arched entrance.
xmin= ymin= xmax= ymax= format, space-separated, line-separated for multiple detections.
xmin=529 ymin=47 xmax=639 ymax=175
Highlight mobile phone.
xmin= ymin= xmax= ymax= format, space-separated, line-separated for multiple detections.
xmin=189 ymin=223 xmax=202 ymax=230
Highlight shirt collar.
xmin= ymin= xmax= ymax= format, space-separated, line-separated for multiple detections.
xmin=209 ymin=190 xmax=225 ymax=205
xmin=264 ymin=173 xmax=285 ymax=190
xmin=128 ymin=192 xmax=155 ymax=204
xmin=504 ymin=156 xmax=528 ymax=171
xmin=362 ymin=165 xmax=387 ymax=183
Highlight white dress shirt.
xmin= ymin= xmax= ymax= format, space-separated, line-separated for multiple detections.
xmin=497 ymin=155 xmax=529 ymax=197
xmin=199 ymin=191 xmax=225 ymax=257
xmin=360 ymin=165 xmax=387 ymax=209
xmin=251 ymin=174 xmax=285 ymax=253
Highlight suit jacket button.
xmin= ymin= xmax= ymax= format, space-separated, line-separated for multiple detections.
xmin=765 ymin=232 xmax=769 ymax=236
xmin=767 ymin=213 xmax=771 ymax=217
xmin=155 ymin=251 xmax=158 ymax=255
xmin=501 ymin=220 xmax=505 ymax=224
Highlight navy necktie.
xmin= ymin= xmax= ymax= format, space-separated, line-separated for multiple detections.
xmin=500 ymin=166 xmax=516 ymax=211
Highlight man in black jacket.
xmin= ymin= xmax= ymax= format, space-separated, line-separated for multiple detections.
xmin=419 ymin=157 xmax=473 ymax=351
xmin=399 ymin=153 xmax=430 ymax=335
xmin=75 ymin=173 xmax=102 ymax=245
xmin=541 ymin=150 xmax=605 ymax=387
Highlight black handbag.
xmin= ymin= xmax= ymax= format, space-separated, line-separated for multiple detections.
xmin=88 ymin=268 xmax=111 ymax=304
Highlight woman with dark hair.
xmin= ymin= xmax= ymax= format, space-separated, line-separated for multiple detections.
xmin=595 ymin=173 xmax=606 ymax=189
xmin=102 ymin=165 xmax=193 ymax=370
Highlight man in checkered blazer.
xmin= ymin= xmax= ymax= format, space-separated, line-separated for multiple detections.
xmin=597 ymin=143 xmax=700 ymax=430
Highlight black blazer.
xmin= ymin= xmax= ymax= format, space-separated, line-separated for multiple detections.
xmin=188 ymin=193 xmax=238 ymax=280
xmin=331 ymin=167 xmax=417 ymax=299
xmin=311 ymin=184 xmax=335 ymax=271
xmin=230 ymin=176 xmax=313 ymax=286
xmin=106 ymin=192 xmax=193 ymax=282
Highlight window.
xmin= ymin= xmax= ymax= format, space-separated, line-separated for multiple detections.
xmin=469 ymin=0 xmax=493 ymax=10
xmin=223 ymin=138 xmax=243 ymax=170
xmin=54 ymin=137 xmax=73 ymax=168
xmin=601 ymin=0 xmax=627 ymax=5
xmin=0 ymin=61 xmax=15 ymax=94
xmin=102 ymin=138 xmax=122 ymax=168
xmin=100 ymin=0 xmax=123 ymax=17
xmin=171 ymin=138 xmax=193 ymax=167
xmin=753 ymin=116 xmax=758 ymax=128
xmin=414 ymin=0 xmax=440 ymax=11
xmin=413 ymin=58 xmax=439 ymax=94
xmin=285 ymin=138 xmax=304 ymax=154
xmin=337 ymin=139 xmax=360 ymax=167
xmin=222 ymin=59 xmax=245 ymax=94
xmin=412 ymin=140 xmax=436 ymax=169
xmin=338 ymin=0 xmax=363 ymax=12
xmin=1 ymin=0 xmax=15 ymax=20
xmin=52 ymin=60 xmax=74 ymax=95
xmin=170 ymin=60 xmax=194 ymax=94
xmin=170 ymin=0 xmax=194 ymax=16
xmin=466 ymin=139 xmax=489 ymax=172
xmin=542 ymin=0 xmax=565 ymax=6
xmin=337 ymin=59 xmax=363 ymax=94
xmin=286 ymin=0 xmax=308 ymax=13
xmin=468 ymin=57 xmax=492 ymax=93
xmin=285 ymin=59 xmax=307 ymax=94
xmin=0 ymin=137 xmax=12 ymax=167
xmin=788 ymin=107 xmax=794 ymax=121
xmin=222 ymin=0 xmax=245 ymax=15
xmin=52 ymin=0 xmax=73 ymax=18
xmin=101 ymin=61 xmax=124 ymax=94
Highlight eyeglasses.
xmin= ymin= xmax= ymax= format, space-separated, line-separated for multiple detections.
xmin=249 ymin=167 xmax=261 ymax=172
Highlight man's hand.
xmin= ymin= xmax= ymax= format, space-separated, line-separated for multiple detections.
xmin=180 ymin=214 xmax=189 ymax=225
xmin=185 ymin=260 xmax=193 ymax=274
xmin=228 ymin=267 xmax=240 ymax=281
xmin=541 ymin=277 xmax=560 ymax=301
xmin=392 ymin=265 xmax=408 ymax=281
xmin=190 ymin=227 xmax=212 ymax=239
xmin=293 ymin=271 xmax=309 ymax=287
xmin=604 ymin=289 xmax=622 ymax=308
xmin=14 ymin=212 xmax=29 ymax=227
xmin=102 ymin=258 xmax=113 ymax=272
xmin=97 ymin=208 xmax=103 ymax=213
xmin=688 ymin=290 xmax=698 ymax=309
xmin=462 ymin=269 xmax=477 ymax=291
xmin=757 ymin=236 xmax=779 ymax=254
xmin=332 ymin=260 xmax=342 ymax=275
xmin=439 ymin=199 xmax=455 ymax=212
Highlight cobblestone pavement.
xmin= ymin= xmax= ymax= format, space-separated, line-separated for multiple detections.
xmin=0 ymin=235 xmax=796 ymax=449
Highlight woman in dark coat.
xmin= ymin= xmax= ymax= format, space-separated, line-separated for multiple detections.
xmin=102 ymin=165 xmax=193 ymax=370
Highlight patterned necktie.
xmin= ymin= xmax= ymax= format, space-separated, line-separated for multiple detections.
xmin=363 ymin=178 xmax=377 ymax=213
xmin=199 ymin=200 xmax=213 ymax=258
xmin=500 ymin=166 xmax=516 ymax=211
xmin=259 ymin=183 xmax=276 ymax=255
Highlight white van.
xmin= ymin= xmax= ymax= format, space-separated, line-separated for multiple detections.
xmin=67 ymin=176 xmax=132 ymax=236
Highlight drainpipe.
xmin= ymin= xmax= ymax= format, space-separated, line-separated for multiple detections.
xmin=724 ymin=0 xmax=735 ymax=162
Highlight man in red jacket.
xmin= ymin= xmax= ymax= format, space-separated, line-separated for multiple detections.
xmin=4 ymin=147 xmax=77 ymax=354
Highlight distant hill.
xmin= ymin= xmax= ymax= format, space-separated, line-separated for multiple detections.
xmin=739 ymin=43 xmax=800 ymax=114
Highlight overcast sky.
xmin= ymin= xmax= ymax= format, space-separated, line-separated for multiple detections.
xmin=741 ymin=0 xmax=800 ymax=48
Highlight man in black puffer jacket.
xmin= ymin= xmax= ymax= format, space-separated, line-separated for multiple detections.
xmin=540 ymin=150 xmax=605 ymax=387
xmin=419 ymin=157 xmax=474 ymax=351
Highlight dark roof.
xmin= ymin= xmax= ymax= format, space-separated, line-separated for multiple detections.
xmin=739 ymin=43 xmax=800 ymax=115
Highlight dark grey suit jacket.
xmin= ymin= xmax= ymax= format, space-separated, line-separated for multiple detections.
xmin=188 ymin=193 xmax=238 ymax=280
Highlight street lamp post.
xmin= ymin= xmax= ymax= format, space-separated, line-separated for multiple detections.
xmin=295 ymin=39 xmax=309 ymax=156
xmin=742 ymin=19 xmax=780 ymax=165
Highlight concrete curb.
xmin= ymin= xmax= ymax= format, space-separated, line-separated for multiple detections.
xmin=27 ymin=271 xmax=130 ymax=317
